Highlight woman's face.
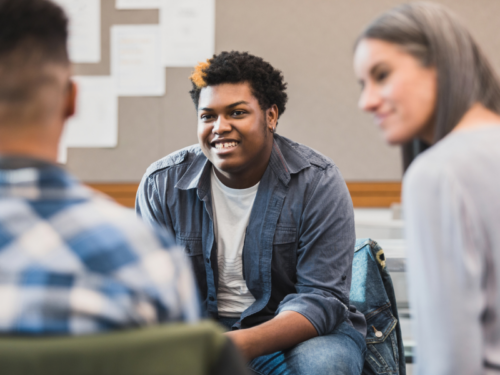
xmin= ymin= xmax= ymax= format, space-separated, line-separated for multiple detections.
xmin=354 ymin=38 xmax=437 ymax=145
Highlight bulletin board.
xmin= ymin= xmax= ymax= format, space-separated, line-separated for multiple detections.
xmin=67 ymin=0 xmax=500 ymax=183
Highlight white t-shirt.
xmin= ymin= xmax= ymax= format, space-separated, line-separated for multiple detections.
xmin=211 ymin=168 xmax=258 ymax=317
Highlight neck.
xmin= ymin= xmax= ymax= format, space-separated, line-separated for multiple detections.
xmin=214 ymin=163 xmax=267 ymax=189
xmin=214 ymin=138 xmax=274 ymax=189
xmin=0 ymin=123 xmax=62 ymax=163
xmin=453 ymin=103 xmax=500 ymax=132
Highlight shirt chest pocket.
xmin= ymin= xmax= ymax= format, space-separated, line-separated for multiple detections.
xmin=176 ymin=234 xmax=207 ymax=297
xmin=273 ymin=225 xmax=298 ymax=278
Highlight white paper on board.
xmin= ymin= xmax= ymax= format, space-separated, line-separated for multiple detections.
xmin=160 ymin=0 xmax=215 ymax=67
xmin=64 ymin=76 xmax=118 ymax=151
xmin=111 ymin=25 xmax=165 ymax=96
xmin=52 ymin=0 xmax=101 ymax=63
xmin=57 ymin=129 xmax=68 ymax=164
xmin=116 ymin=0 xmax=160 ymax=9
xmin=57 ymin=76 xmax=116 ymax=164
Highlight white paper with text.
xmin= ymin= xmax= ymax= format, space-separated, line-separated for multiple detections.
xmin=160 ymin=0 xmax=215 ymax=67
xmin=65 ymin=76 xmax=118 ymax=150
xmin=111 ymin=25 xmax=165 ymax=96
xmin=52 ymin=0 xmax=100 ymax=63
xmin=116 ymin=0 xmax=160 ymax=9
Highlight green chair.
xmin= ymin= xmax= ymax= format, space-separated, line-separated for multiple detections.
xmin=0 ymin=320 xmax=249 ymax=375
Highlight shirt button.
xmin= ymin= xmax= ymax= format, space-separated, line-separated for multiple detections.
xmin=209 ymin=296 xmax=215 ymax=302
xmin=206 ymin=257 xmax=210 ymax=264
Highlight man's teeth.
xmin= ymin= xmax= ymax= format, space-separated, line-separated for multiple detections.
xmin=215 ymin=142 xmax=238 ymax=149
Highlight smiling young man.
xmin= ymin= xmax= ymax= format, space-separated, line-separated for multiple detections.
xmin=136 ymin=51 xmax=366 ymax=374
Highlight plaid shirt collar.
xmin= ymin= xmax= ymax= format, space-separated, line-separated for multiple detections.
xmin=0 ymin=155 xmax=92 ymax=201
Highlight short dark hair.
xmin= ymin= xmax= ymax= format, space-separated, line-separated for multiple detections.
xmin=0 ymin=0 xmax=69 ymax=123
xmin=0 ymin=0 xmax=68 ymax=63
xmin=189 ymin=51 xmax=288 ymax=118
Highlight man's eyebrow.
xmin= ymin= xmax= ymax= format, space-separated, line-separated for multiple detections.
xmin=199 ymin=101 xmax=249 ymax=112
xmin=226 ymin=101 xmax=249 ymax=109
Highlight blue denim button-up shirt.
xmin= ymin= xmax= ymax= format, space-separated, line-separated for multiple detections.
xmin=136 ymin=134 xmax=363 ymax=336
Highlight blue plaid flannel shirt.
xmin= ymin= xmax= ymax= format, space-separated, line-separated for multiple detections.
xmin=0 ymin=156 xmax=200 ymax=335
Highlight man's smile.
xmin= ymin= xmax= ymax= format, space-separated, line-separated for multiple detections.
xmin=211 ymin=139 xmax=240 ymax=154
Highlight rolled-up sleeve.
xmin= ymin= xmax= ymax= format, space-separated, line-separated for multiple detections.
xmin=276 ymin=165 xmax=355 ymax=335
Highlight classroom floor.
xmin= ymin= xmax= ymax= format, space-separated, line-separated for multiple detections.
xmin=354 ymin=208 xmax=414 ymax=374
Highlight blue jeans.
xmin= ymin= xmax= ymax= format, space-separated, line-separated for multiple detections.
xmin=219 ymin=318 xmax=366 ymax=375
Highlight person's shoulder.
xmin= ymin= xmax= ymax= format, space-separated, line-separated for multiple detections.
xmin=276 ymin=135 xmax=336 ymax=171
xmin=85 ymin=192 xmax=176 ymax=250
xmin=144 ymin=144 xmax=203 ymax=179
xmin=404 ymin=147 xmax=442 ymax=183
xmin=403 ymin=145 xmax=444 ymax=197
xmin=403 ymin=135 xmax=470 ymax=203
xmin=276 ymin=135 xmax=348 ymax=198
xmin=404 ymin=131 xmax=479 ymax=189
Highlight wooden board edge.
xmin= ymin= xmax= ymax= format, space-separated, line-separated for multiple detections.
xmin=87 ymin=181 xmax=402 ymax=208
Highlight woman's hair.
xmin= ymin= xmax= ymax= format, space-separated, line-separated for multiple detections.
xmin=357 ymin=2 xmax=500 ymax=169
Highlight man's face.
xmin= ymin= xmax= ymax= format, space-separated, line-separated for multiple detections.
xmin=197 ymin=82 xmax=275 ymax=182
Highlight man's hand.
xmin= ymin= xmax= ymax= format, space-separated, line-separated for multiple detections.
xmin=224 ymin=311 xmax=318 ymax=361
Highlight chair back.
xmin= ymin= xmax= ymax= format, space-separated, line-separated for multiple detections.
xmin=0 ymin=320 xmax=247 ymax=375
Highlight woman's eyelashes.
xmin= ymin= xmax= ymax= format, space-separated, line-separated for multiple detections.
xmin=373 ymin=68 xmax=390 ymax=83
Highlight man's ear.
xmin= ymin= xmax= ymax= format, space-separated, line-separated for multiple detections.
xmin=64 ymin=80 xmax=77 ymax=119
xmin=266 ymin=104 xmax=279 ymax=132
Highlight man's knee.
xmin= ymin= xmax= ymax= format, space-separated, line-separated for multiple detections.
xmin=287 ymin=330 xmax=365 ymax=375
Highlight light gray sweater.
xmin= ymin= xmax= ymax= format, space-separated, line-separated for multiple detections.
xmin=403 ymin=126 xmax=500 ymax=375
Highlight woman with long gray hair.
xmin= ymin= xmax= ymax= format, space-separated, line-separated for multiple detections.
xmin=354 ymin=2 xmax=500 ymax=374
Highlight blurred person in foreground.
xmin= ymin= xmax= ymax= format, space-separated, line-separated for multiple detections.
xmin=354 ymin=2 xmax=500 ymax=374
xmin=136 ymin=51 xmax=366 ymax=375
xmin=0 ymin=0 xmax=200 ymax=334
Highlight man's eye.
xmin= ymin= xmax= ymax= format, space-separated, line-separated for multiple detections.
xmin=201 ymin=114 xmax=214 ymax=120
xmin=232 ymin=110 xmax=246 ymax=117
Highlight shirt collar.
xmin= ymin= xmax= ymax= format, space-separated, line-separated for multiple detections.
xmin=268 ymin=134 xmax=311 ymax=185
xmin=175 ymin=135 xmax=311 ymax=193
xmin=0 ymin=155 xmax=59 ymax=170
xmin=0 ymin=155 xmax=91 ymax=201
xmin=175 ymin=152 xmax=212 ymax=199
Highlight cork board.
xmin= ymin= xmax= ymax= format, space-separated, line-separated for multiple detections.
xmin=68 ymin=0 xmax=500 ymax=182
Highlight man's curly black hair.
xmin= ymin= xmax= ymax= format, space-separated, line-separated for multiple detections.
xmin=189 ymin=51 xmax=288 ymax=118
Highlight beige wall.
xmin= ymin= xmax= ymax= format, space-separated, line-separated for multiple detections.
xmin=69 ymin=0 xmax=500 ymax=182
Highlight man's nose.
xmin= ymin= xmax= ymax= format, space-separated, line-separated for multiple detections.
xmin=212 ymin=116 xmax=232 ymax=134
xmin=358 ymin=84 xmax=382 ymax=112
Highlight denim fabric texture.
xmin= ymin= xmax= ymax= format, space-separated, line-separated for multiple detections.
xmin=350 ymin=239 xmax=405 ymax=375
xmin=218 ymin=317 xmax=365 ymax=375
xmin=249 ymin=321 xmax=366 ymax=375
xmin=136 ymin=134 xmax=365 ymax=336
